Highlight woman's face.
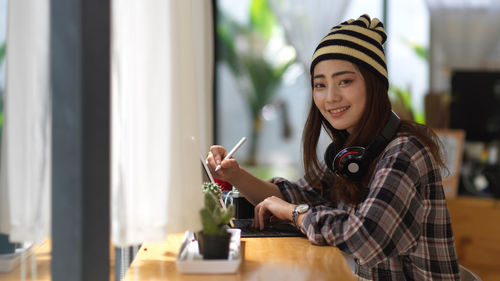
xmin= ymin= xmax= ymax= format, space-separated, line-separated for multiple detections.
xmin=312 ymin=60 xmax=367 ymax=133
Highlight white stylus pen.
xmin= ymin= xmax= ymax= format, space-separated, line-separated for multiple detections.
xmin=215 ymin=137 xmax=247 ymax=172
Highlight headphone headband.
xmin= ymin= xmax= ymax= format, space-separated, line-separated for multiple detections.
xmin=362 ymin=111 xmax=400 ymax=162
xmin=380 ymin=111 xmax=401 ymax=141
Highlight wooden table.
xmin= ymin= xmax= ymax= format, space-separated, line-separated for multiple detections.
xmin=0 ymin=240 xmax=117 ymax=281
xmin=124 ymin=233 xmax=356 ymax=281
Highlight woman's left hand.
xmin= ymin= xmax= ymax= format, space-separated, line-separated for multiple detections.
xmin=251 ymin=196 xmax=296 ymax=230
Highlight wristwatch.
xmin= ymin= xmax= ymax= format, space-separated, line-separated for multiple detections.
xmin=292 ymin=204 xmax=309 ymax=228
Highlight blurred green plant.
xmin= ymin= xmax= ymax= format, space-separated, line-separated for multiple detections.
xmin=389 ymin=85 xmax=424 ymax=123
xmin=216 ymin=0 xmax=295 ymax=165
xmin=388 ymin=37 xmax=428 ymax=124
xmin=401 ymin=37 xmax=428 ymax=61
xmin=0 ymin=41 xmax=5 ymax=63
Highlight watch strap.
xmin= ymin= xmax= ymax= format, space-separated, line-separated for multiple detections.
xmin=292 ymin=208 xmax=299 ymax=228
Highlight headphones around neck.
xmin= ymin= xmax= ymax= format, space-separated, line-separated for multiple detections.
xmin=324 ymin=111 xmax=400 ymax=181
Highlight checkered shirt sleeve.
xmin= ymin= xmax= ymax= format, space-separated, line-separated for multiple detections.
xmin=270 ymin=136 xmax=459 ymax=280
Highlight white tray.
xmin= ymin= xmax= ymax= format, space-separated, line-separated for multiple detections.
xmin=0 ymin=243 xmax=33 ymax=273
xmin=175 ymin=228 xmax=241 ymax=274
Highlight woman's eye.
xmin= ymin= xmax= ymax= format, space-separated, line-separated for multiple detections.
xmin=339 ymin=79 xmax=352 ymax=86
xmin=314 ymin=83 xmax=325 ymax=89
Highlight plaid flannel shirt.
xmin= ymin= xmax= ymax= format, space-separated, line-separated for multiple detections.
xmin=272 ymin=135 xmax=459 ymax=280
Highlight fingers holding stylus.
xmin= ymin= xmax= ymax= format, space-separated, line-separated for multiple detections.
xmin=208 ymin=145 xmax=227 ymax=169
xmin=214 ymin=137 xmax=246 ymax=172
xmin=207 ymin=146 xmax=240 ymax=182
xmin=207 ymin=137 xmax=246 ymax=179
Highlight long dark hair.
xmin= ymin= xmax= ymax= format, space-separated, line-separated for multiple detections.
xmin=302 ymin=63 xmax=445 ymax=205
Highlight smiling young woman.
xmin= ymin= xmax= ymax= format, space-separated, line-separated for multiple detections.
xmin=208 ymin=14 xmax=459 ymax=281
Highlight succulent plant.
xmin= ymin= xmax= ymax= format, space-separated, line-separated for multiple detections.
xmin=200 ymin=182 xmax=234 ymax=235
xmin=202 ymin=182 xmax=222 ymax=198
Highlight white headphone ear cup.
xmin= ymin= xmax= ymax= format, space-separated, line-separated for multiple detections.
xmin=347 ymin=162 xmax=360 ymax=174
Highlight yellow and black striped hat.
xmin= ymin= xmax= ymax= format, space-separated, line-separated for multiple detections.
xmin=310 ymin=14 xmax=388 ymax=87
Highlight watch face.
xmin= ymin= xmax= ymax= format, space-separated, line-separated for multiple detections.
xmin=297 ymin=204 xmax=309 ymax=213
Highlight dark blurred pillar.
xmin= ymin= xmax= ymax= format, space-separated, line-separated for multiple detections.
xmin=51 ymin=0 xmax=110 ymax=280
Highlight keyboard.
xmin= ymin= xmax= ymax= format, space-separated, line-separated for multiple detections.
xmin=231 ymin=218 xmax=305 ymax=238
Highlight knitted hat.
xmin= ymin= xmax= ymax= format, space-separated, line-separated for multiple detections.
xmin=310 ymin=14 xmax=388 ymax=87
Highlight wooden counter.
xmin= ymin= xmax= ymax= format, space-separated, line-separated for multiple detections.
xmin=447 ymin=196 xmax=500 ymax=281
xmin=124 ymin=233 xmax=356 ymax=281
xmin=0 ymin=240 xmax=117 ymax=281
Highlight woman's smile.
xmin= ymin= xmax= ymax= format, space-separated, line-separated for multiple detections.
xmin=327 ymin=105 xmax=350 ymax=117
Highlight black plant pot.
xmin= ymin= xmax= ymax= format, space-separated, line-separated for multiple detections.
xmin=196 ymin=231 xmax=231 ymax=260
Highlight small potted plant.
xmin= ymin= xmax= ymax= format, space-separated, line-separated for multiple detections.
xmin=197 ymin=182 xmax=235 ymax=259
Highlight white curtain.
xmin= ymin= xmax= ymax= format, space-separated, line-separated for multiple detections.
xmin=0 ymin=0 xmax=51 ymax=243
xmin=111 ymin=0 xmax=212 ymax=246
xmin=268 ymin=0 xmax=350 ymax=70
xmin=427 ymin=0 xmax=500 ymax=91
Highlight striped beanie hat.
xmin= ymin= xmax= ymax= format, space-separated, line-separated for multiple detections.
xmin=310 ymin=14 xmax=388 ymax=87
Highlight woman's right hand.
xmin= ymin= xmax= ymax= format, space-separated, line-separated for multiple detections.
xmin=206 ymin=145 xmax=241 ymax=183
